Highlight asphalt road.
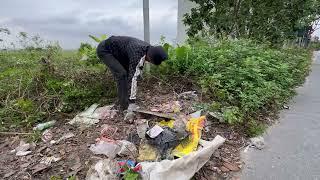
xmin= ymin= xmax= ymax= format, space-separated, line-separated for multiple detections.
xmin=241 ymin=51 xmax=320 ymax=180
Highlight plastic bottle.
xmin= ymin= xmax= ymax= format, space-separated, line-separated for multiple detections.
xmin=33 ymin=120 xmax=56 ymax=131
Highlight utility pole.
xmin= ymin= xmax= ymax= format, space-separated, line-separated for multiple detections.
xmin=143 ymin=0 xmax=150 ymax=72
xmin=143 ymin=0 xmax=150 ymax=43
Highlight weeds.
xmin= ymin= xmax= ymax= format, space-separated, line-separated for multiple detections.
xmin=246 ymin=120 xmax=267 ymax=137
xmin=0 ymin=32 xmax=115 ymax=130
xmin=0 ymin=31 xmax=312 ymax=137
xmin=150 ymin=38 xmax=312 ymax=135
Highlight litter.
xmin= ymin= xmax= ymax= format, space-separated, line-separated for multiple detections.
xmin=147 ymin=127 xmax=181 ymax=159
xmin=189 ymin=110 xmax=202 ymax=118
xmin=133 ymin=109 xmax=177 ymax=120
xmin=124 ymin=111 xmax=136 ymax=123
xmin=208 ymin=111 xmax=224 ymax=122
xmin=136 ymin=119 xmax=149 ymax=139
xmin=101 ymin=125 xmax=118 ymax=140
xmin=12 ymin=140 xmax=32 ymax=156
xmin=50 ymin=132 xmax=75 ymax=144
xmin=16 ymin=150 xmax=32 ymax=156
xmin=33 ymin=120 xmax=56 ymax=131
xmin=158 ymin=120 xmax=174 ymax=128
xmin=250 ymin=136 xmax=265 ymax=150
xmin=89 ymin=140 xmax=137 ymax=158
xmin=172 ymin=118 xmax=188 ymax=139
xmin=86 ymin=159 xmax=120 ymax=180
xmin=178 ymin=91 xmax=198 ymax=100
xmin=118 ymin=140 xmax=138 ymax=157
xmin=137 ymin=141 xmax=159 ymax=162
xmin=118 ymin=160 xmax=142 ymax=174
xmin=89 ymin=141 xmax=120 ymax=159
xmin=127 ymin=132 xmax=141 ymax=146
xmin=124 ymin=104 xmax=139 ymax=122
xmin=69 ymin=104 xmax=117 ymax=127
xmin=31 ymin=163 xmax=50 ymax=174
xmin=172 ymin=116 xmax=206 ymax=158
xmin=139 ymin=135 xmax=225 ymax=180
xmin=41 ymin=129 xmax=53 ymax=142
xmin=146 ymin=125 xmax=164 ymax=138
xmin=152 ymin=101 xmax=181 ymax=113
xmin=40 ymin=156 xmax=61 ymax=166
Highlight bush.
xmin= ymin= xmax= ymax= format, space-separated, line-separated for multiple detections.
xmin=151 ymin=39 xmax=312 ymax=125
xmin=310 ymin=42 xmax=320 ymax=51
xmin=0 ymin=46 xmax=116 ymax=131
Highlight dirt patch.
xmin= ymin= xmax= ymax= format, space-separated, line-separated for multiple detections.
xmin=0 ymin=78 xmax=248 ymax=180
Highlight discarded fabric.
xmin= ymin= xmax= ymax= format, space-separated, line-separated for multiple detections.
xmin=140 ymin=135 xmax=225 ymax=180
xmin=172 ymin=116 xmax=206 ymax=158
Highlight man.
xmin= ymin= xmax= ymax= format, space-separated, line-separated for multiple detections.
xmin=96 ymin=36 xmax=168 ymax=112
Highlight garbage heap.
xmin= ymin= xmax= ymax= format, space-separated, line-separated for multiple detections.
xmin=70 ymin=92 xmax=226 ymax=180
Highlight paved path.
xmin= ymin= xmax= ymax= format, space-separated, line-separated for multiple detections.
xmin=241 ymin=52 xmax=320 ymax=180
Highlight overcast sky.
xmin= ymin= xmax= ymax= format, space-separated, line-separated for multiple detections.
xmin=0 ymin=0 xmax=178 ymax=49
xmin=1 ymin=1 xmax=319 ymax=49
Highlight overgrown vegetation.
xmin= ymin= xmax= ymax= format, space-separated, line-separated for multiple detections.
xmin=151 ymin=38 xmax=312 ymax=136
xmin=184 ymin=0 xmax=320 ymax=46
xmin=0 ymin=32 xmax=116 ymax=131
xmin=0 ymin=28 xmax=314 ymax=137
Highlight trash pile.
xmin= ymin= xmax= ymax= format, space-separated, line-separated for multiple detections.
xmin=67 ymin=92 xmax=226 ymax=180
xmin=1 ymin=90 xmax=249 ymax=180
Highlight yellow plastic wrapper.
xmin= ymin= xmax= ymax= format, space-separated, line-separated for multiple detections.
xmin=172 ymin=116 xmax=206 ymax=158
xmin=158 ymin=120 xmax=175 ymax=128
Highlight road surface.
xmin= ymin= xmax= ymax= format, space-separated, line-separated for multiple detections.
xmin=241 ymin=51 xmax=320 ymax=180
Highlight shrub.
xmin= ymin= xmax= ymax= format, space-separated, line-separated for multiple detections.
xmin=151 ymin=39 xmax=312 ymax=125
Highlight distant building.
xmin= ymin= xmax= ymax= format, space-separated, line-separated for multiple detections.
xmin=176 ymin=0 xmax=196 ymax=44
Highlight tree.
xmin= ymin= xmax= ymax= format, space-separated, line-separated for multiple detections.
xmin=183 ymin=0 xmax=320 ymax=45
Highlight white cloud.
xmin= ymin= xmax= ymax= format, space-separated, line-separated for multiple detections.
xmin=0 ymin=0 xmax=177 ymax=49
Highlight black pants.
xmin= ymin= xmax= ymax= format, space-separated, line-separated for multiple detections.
xmin=97 ymin=41 xmax=129 ymax=110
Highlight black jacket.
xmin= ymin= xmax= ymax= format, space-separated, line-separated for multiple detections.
xmin=104 ymin=36 xmax=150 ymax=80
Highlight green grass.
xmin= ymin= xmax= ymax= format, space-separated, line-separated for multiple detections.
xmin=0 ymin=47 xmax=116 ymax=131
